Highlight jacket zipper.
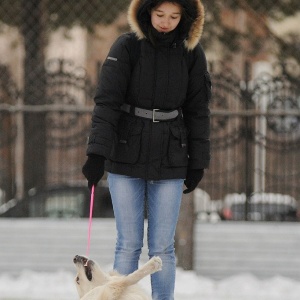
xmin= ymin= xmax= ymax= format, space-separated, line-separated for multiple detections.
xmin=164 ymin=46 xmax=171 ymax=106
xmin=145 ymin=50 xmax=158 ymax=180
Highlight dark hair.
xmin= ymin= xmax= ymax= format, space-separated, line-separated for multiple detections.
xmin=151 ymin=0 xmax=182 ymax=9
xmin=137 ymin=0 xmax=197 ymax=41
xmin=150 ymin=0 xmax=197 ymax=31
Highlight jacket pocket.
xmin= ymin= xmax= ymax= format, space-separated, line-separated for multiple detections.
xmin=204 ymin=71 xmax=212 ymax=101
xmin=167 ymin=126 xmax=188 ymax=167
xmin=110 ymin=119 xmax=143 ymax=164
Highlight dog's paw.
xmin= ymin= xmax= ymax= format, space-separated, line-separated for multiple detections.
xmin=150 ymin=256 xmax=162 ymax=272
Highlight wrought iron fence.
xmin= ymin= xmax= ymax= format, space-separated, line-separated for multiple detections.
xmin=202 ymin=62 xmax=300 ymax=221
xmin=0 ymin=0 xmax=299 ymax=220
xmin=0 ymin=58 xmax=299 ymax=221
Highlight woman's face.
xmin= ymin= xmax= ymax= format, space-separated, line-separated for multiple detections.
xmin=151 ymin=2 xmax=182 ymax=33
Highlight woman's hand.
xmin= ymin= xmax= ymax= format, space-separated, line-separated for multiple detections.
xmin=82 ymin=155 xmax=106 ymax=190
xmin=183 ymin=169 xmax=204 ymax=194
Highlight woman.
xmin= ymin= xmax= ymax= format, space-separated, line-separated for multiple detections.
xmin=82 ymin=0 xmax=211 ymax=299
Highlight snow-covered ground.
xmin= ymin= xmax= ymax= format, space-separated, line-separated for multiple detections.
xmin=1 ymin=218 xmax=299 ymax=299
xmin=1 ymin=267 xmax=300 ymax=300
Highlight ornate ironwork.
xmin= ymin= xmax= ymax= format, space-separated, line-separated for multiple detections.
xmin=211 ymin=70 xmax=242 ymax=132
xmin=45 ymin=59 xmax=95 ymax=147
xmin=267 ymin=95 xmax=299 ymax=133
xmin=0 ymin=65 xmax=18 ymax=148
xmin=0 ymin=64 xmax=19 ymax=105
xmin=253 ymin=73 xmax=300 ymax=135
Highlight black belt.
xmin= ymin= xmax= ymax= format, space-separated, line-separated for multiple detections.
xmin=121 ymin=103 xmax=179 ymax=122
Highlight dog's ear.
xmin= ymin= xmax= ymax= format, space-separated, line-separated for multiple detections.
xmin=84 ymin=263 xmax=93 ymax=281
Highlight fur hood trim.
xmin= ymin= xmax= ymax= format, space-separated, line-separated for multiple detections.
xmin=127 ymin=0 xmax=205 ymax=50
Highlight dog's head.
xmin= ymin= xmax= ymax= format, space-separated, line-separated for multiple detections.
xmin=73 ymin=255 xmax=107 ymax=298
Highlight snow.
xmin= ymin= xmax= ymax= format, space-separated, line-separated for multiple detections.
xmin=1 ymin=267 xmax=300 ymax=300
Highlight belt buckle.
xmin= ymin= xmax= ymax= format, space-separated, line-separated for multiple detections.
xmin=152 ymin=109 xmax=160 ymax=122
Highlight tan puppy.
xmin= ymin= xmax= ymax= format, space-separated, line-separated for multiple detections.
xmin=73 ymin=255 xmax=162 ymax=300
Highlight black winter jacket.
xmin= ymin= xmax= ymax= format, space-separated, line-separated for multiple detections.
xmin=86 ymin=0 xmax=211 ymax=180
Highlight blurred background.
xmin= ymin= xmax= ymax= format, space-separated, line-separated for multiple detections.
xmin=0 ymin=0 xmax=300 ymax=277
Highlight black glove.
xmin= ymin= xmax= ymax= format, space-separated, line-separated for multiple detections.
xmin=183 ymin=169 xmax=204 ymax=194
xmin=82 ymin=155 xmax=105 ymax=190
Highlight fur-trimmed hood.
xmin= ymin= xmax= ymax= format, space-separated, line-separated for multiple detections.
xmin=127 ymin=0 xmax=205 ymax=50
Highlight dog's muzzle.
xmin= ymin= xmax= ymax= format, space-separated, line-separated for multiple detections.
xmin=73 ymin=255 xmax=89 ymax=265
xmin=73 ymin=255 xmax=93 ymax=281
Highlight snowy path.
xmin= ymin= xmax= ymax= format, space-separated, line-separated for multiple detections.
xmin=0 ymin=268 xmax=300 ymax=300
xmin=1 ymin=219 xmax=300 ymax=299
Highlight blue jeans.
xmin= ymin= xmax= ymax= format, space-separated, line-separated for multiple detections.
xmin=107 ymin=173 xmax=184 ymax=300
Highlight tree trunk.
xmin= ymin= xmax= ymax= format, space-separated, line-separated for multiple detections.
xmin=175 ymin=192 xmax=195 ymax=270
xmin=22 ymin=0 xmax=47 ymax=193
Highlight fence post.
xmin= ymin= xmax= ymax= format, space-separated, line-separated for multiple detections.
xmin=176 ymin=192 xmax=194 ymax=270
xmin=243 ymin=61 xmax=252 ymax=221
xmin=22 ymin=0 xmax=47 ymax=194
xmin=15 ymin=98 xmax=25 ymax=200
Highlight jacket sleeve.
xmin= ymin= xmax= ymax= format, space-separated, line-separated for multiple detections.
xmin=86 ymin=34 xmax=133 ymax=158
xmin=182 ymin=43 xmax=212 ymax=169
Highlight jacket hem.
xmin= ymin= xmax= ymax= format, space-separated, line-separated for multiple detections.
xmin=105 ymin=161 xmax=186 ymax=180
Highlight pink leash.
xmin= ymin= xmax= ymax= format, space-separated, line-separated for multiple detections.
xmin=86 ymin=185 xmax=95 ymax=257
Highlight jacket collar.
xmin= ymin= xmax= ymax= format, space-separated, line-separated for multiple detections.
xmin=127 ymin=0 xmax=205 ymax=51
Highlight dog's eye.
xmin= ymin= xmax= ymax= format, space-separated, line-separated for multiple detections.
xmin=76 ymin=276 xmax=80 ymax=284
